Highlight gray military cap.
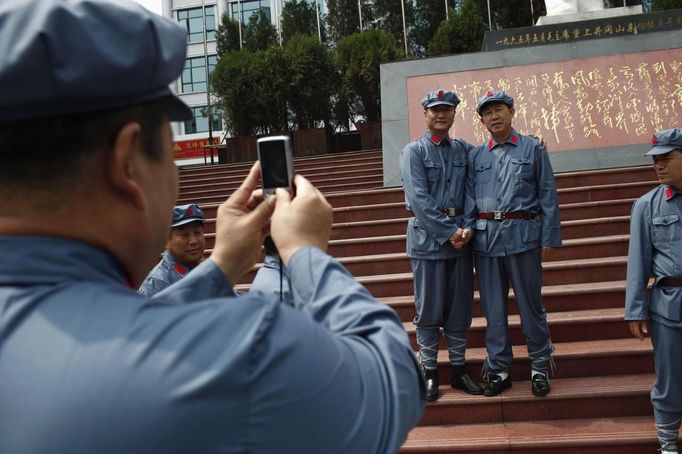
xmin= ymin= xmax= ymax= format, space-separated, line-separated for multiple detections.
xmin=476 ymin=90 xmax=514 ymax=115
xmin=421 ymin=90 xmax=461 ymax=109
xmin=0 ymin=0 xmax=191 ymax=121
xmin=647 ymin=128 xmax=682 ymax=156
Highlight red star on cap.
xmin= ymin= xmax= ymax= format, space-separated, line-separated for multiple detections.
xmin=652 ymin=136 xmax=658 ymax=145
xmin=487 ymin=91 xmax=494 ymax=97
xmin=186 ymin=206 xmax=193 ymax=216
xmin=437 ymin=90 xmax=445 ymax=99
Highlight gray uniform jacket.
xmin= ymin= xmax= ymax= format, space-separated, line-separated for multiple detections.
xmin=250 ymin=254 xmax=292 ymax=306
xmin=465 ymin=129 xmax=562 ymax=256
xmin=0 ymin=235 xmax=424 ymax=454
xmin=625 ymin=185 xmax=682 ymax=328
xmin=138 ymin=250 xmax=189 ymax=296
xmin=400 ymin=131 xmax=473 ymax=260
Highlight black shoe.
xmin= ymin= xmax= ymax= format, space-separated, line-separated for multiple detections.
xmin=422 ymin=366 xmax=439 ymax=401
xmin=451 ymin=365 xmax=484 ymax=395
xmin=531 ymin=374 xmax=550 ymax=397
xmin=483 ymin=374 xmax=512 ymax=397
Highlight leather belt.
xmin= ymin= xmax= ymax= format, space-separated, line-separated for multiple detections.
xmin=442 ymin=208 xmax=463 ymax=216
xmin=477 ymin=211 xmax=536 ymax=220
xmin=659 ymin=276 xmax=682 ymax=287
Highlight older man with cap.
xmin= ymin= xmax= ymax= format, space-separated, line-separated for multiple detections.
xmin=0 ymin=1 xmax=424 ymax=453
xmin=399 ymin=88 xmax=482 ymax=401
xmin=139 ymin=203 xmax=207 ymax=296
xmin=625 ymin=128 xmax=682 ymax=454
xmin=464 ymin=90 xmax=561 ymax=397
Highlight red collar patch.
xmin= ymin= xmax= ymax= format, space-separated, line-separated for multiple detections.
xmin=511 ymin=134 xmax=518 ymax=144
xmin=666 ymin=186 xmax=673 ymax=200
xmin=430 ymin=134 xmax=441 ymax=145
xmin=173 ymin=262 xmax=188 ymax=277
xmin=488 ymin=139 xmax=495 ymax=150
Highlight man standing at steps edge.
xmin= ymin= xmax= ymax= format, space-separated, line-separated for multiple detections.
xmin=625 ymin=128 xmax=682 ymax=454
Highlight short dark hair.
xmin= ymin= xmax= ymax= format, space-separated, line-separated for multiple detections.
xmin=0 ymin=99 xmax=167 ymax=206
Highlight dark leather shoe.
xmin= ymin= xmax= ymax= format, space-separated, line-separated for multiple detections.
xmin=451 ymin=366 xmax=483 ymax=395
xmin=422 ymin=366 xmax=439 ymax=401
xmin=531 ymin=374 xmax=550 ymax=397
xmin=483 ymin=374 xmax=512 ymax=397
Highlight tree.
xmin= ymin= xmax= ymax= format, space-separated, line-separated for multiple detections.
xmin=250 ymin=46 xmax=290 ymax=133
xmin=212 ymin=49 xmax=260 ymax=136
xmin=281 ymin=0 xmax=323 ymax=43
xmin=651 ymin=0 xmax=682 ymax=9
xmin=283 ymin=34 xmax=336 ymax=129
xmin=335 ymin=29 xmax=403 ymax=122
xmin=215 ymin=13 xmax=241 ymax=57
xmin=243 ymin=9 xmax=278 ymax=51
xmin=372 ymin=0 xmax=417 ymax=55
xmin=428 ymin=0 xmax=486 ymax=56
xmin=325 ymin=0 xmax=374 ymax=44
xmin=413 ymin=0 xmax=448 ymax=55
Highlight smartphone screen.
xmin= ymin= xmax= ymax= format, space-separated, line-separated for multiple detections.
xmin=259 ymin=140 xmax=289 ymax=189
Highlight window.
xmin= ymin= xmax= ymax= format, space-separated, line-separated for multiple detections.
xmin=184 ymin=106 xmax=223 ymax=134
xmin=181 ymin=55 xmax=217 ymax=93
xmin=178 ymin=6 xmax=215 ymax=43
xmin=229 ymin=0 xmax=270 ymax=24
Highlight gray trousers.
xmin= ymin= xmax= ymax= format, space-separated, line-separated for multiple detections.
xmin=651 ymin=320 xmax=682 ymax=450
xmin=411 ymin=254 xmax=473 ymax=369
xmin=475 ymin=248 xmax=553 ymax=375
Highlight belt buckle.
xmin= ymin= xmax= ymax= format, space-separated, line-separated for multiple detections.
xmin=446 ymin=208 xmax=456 ymax=216
xmin=493 ymin=211 xmax=503 ymax=220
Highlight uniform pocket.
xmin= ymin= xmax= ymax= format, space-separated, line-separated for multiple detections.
xmin=424 ymin=157 xmax=442 ymax=180
xmin=409 ymin=218 xmax=439 ymax=252
xmin=510 ymin=158 xmax=532 ymax=177
xmin=652 ymin=214 xmax=679 ymax=246
xmin=475 ymin=161 xmax=492 ymax=185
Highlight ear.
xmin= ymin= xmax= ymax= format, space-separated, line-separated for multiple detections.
xmin=108 ymin=122 xmax=146 ymax=212
xmin=510 ymin=107 xmax=516 ymax=117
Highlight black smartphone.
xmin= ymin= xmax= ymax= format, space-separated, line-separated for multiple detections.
xmin=257 ymin=135 xmax=294 ymax=196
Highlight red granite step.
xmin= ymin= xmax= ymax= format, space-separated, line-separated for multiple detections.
xmin=554 ymin=165 xmax=654 ymax=188
xmin=432 ymin=338 xmax=653 ymax=382
xmin=404 ymin=308 xmax=630 ymax=349
xmin=402 ymin=415 xmax=663 ymax=453
xmin=418 ymin=373 xmax=653 ymax=426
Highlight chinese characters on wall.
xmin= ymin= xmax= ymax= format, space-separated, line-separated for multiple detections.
xmin=407 ymin=49 xmax=682 ymax=152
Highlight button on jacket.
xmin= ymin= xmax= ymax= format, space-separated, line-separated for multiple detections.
xmin=400 ymin=131 xmax=473 ymax=259
xmin=0 ymin=236 xmax=424 ymax=454
xmin=465 ymin=129 xmax=562 ymax=256
xmin=625 ymin=185 xmax=682 ymax=327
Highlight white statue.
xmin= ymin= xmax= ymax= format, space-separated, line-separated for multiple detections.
xmin=544 ymin=0 xmax=605 ymax=15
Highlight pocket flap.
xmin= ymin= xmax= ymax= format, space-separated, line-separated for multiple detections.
xmin=476 ymin=162 xmax=492 ymax=171
xmin=653 ymin=214 xmax=680 ymax=226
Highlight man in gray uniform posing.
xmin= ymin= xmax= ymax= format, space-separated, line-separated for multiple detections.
xmin=625 ymin=128 xmax=682 ymax=454
xmin=400 ymin=89 xmax=482 ymax=401
xmin=465 ymin=91 xmax=562 ymax=397
xmin=0 ymin=1 xmax=425 ymax=452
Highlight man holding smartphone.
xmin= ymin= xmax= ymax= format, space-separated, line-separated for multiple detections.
xmin=399 ymin=89 xmax=482 ymax=401
xmin=0 ymin=1 xmax=425 ymax=452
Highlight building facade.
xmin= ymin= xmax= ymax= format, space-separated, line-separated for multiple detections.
xmin=162 ymin=0 xmax=324 ymax=162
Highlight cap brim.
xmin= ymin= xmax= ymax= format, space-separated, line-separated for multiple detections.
xmin=645 ymin=145 xmax=677 ymax=156
xmin=424 ymin=100 xmax=457 ymax=108
xmin=171 ymin=218 xmax=204 ymax=228
xmin=159 ymin=95 xmax=192 ymax=121
xmin=477 ymin=99 xmax=513 ymax=115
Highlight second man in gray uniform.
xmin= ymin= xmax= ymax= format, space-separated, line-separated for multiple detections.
xmin=465 ymin=91 xmax=562 ymax=397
